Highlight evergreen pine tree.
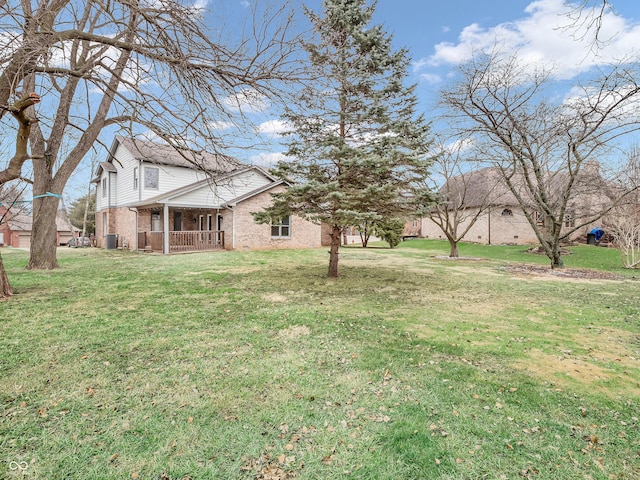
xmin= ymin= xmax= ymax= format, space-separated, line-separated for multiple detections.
xmin=255 ymin=0 xmax=433 ymax=277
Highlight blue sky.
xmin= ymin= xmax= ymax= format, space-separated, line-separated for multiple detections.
xmin=59 ymin=0 xmax=640 ymax=199
xmin=242 ymin=0 xmax=640 ymax=166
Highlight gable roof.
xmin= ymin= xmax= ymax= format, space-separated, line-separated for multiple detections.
xmin=3 ymin=210 xmax=78 ymax=232
xmin=116 ymin=136 xmax=243 ymax=172
xmin=131 ymin=166 xmax=282 ymax=208
xmin=438 ymin=167 xmax=517 ymax=210
xmin=440 ymin=162 xmax=613 ymax=211
xmin=95 ymin=137 xmax=244 ymax=179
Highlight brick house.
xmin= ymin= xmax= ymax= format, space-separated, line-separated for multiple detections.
xmin=93 ymin=137 xmax=322 ymax=253
xmin=409 ymin=163 xmax=612 ymax=245
xmin=0 ymin=207 xmax=78 ymax=249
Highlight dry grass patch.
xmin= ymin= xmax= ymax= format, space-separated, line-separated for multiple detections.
xmin=517 ymin=349 xmax=640 ymax=399
xmin=516 ymin=330 xmax=640 ymax=399
xmin=263 ymin=293 xmax=289 ymax=303
xmin=277 ymin=325 xmax=311 ymax=339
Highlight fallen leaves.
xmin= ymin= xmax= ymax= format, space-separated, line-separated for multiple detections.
xmin=241 ymin=453 xmax=299 ymax=480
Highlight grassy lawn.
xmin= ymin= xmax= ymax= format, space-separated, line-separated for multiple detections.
xmin=1 ymin=241 xmax=639 ymax=479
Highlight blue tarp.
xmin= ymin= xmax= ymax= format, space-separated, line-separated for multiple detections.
xmin=589 ymin=227 xmax=605 ymax=241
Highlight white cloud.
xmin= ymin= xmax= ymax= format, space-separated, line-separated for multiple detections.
xmin=249 ymin=151 xmax=287 ymax=167
xmin=192 ymin=0 xmax=209 ymax=11
xmin=223 ymin=89 xmax=270 ymax=114
xmin=418 ymin=73 xmax=442 ymax=85
xmin=416 ymin=0 xmax=640 ymax=80
xmin=443 ymin=136 xmax=476 ymax=155
xmin=209 ymin=120 xmax=235 ymax=131
xmin=257 ymin=119 xmax=289 ymax=137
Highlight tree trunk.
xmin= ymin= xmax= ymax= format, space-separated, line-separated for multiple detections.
xmin=449 ymin=240 xmax=459 ymax=258
xmin=0 ymin=252 xmax=13 ymax=299
xmin=328 ymin=225 xmax=341 ymax=278
xmin=550 ymin=244 xmax=564 ymax=269
xmin=362 ymin=232 xmax=369 ymax=248
xmin=28 ymin=195 xmax=60 ymax=270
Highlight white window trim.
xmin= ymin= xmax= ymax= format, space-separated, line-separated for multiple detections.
xmin=271 ymin=216 xmax=291 ymax=238
xmin=144 ymin=166 xmax=159 ymax=190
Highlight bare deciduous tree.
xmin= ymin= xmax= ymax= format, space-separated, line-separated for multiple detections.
xmin=424 ymin=138 xmax=502 ymax=258
xmin=0 ymin=92 xmax=40 ymax=298
xmin=606 ymin=147 xmax=640 ymax=268
xmin=440 ymin=51 xmax=640 ymax=268
xmin=0 ymin=0 xmax=299 ymax=277
xmin=609 ymin=208 xmax=640 ymax=268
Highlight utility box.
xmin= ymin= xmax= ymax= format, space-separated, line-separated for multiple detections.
xmin=105 ymin=234 xmax=118 ymax=249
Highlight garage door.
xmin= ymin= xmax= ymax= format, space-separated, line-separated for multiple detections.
xmin=17 ymin=233 xmax=31 ymax=249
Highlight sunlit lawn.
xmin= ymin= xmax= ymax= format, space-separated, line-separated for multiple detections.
xmin=1 ymin=242 xmax=638 ymax=479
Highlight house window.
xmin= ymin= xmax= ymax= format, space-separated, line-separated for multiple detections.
xmin=564 ymin=211 xmax=575 ymax=228
xmin=151 ymin=211 xmax=161 ymax=231
xmin=144 ymin=166 xmax=159 ymax=190
xmin=102 ymin=177 xmax=107 ymax=197
xmin=501 ymin=209 xmax=513 ymax=217
xmin=173 ymin=211 xmax=182 ymax=231
xmin=271 ymin=216 xmax=291 ymax=238
xmin=533 ymin=211 xmax=545 ymax=226
xmin=412 ymin=219 xmax=419 ymax=227
xmin=133 ymin=167 xmax=139 ymax=190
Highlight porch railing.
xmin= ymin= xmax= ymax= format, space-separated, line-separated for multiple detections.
xmin=138 ymin=230 xmax=224 ymax=253
xmin=169 ymin=230 xmax=224 ymax=253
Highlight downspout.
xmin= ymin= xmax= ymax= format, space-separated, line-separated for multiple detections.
xmin=488 ymin=207 xmax=492 ymax=245
xmin=138 ymin=159 xmax=142 ymax=202
xmin=228 ymin=205 xmax=235 ymax=250
xmin=220 ymin=202 xmax=235 ymax=250
xmin=128 ymin=207 xmax=138 ymax=251
xmin=132 ymin=159 xmax=143 ymax=251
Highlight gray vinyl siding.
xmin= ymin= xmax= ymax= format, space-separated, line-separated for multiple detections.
xmin=169 ymin=170 xmax=272 ymax=207
xmin=96 ymin=171 xmax=117 ymax=210
xmin=113 ymin=144 xmax=140 ymax=205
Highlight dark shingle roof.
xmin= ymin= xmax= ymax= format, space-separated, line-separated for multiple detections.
xmin=115 ymin=136 xmax=243 ymax=174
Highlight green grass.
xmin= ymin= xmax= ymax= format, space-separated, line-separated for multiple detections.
xmin=396 ymin=238 xmax=634 ymax=273
xmin=1 ymin=242 xmax=639 ymax=479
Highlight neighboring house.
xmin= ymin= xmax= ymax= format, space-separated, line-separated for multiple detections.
xmin=409 ymin=163 xmax=612 ymax=245
xmin=93 ymin=137 xmax=322 ymax=253
xmin=0 ymin=207 xmax=78 ymax=248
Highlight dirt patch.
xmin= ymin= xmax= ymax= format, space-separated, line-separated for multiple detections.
xmin=525 ymin=246 xmax=572 ymax=256
xmin=505 ymin=264 xmax=624 ymax=281
xmin=515 ymin=331 xmax=640 ymax=397
xmin=277 ymin=325 xmax=311 ymax=339
xmin=432 ymin=255 xmax=486 ymax=261
xmin=264 ymin=293 xmax=288 ymax=303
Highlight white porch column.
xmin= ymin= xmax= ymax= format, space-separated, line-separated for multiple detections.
xmin=163 ymin=203 xmax=170 ymax=254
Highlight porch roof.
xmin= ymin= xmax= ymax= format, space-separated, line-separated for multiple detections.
xmin=130 ymin=167 xmax=285 ymax=209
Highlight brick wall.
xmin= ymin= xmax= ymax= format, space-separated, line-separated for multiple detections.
xmin=420 ymin=208 xmax=540 ymax=245
xmin=95 ymin=207 xmax=137 ymax=249
xmin=230 ymin=189 xmax=322 ymax=250
xmin=419 ymin=207 xmax=589 ymax=245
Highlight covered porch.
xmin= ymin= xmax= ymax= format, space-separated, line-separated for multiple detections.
xmin=136 ymin=205 xmax=226 ymax=254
